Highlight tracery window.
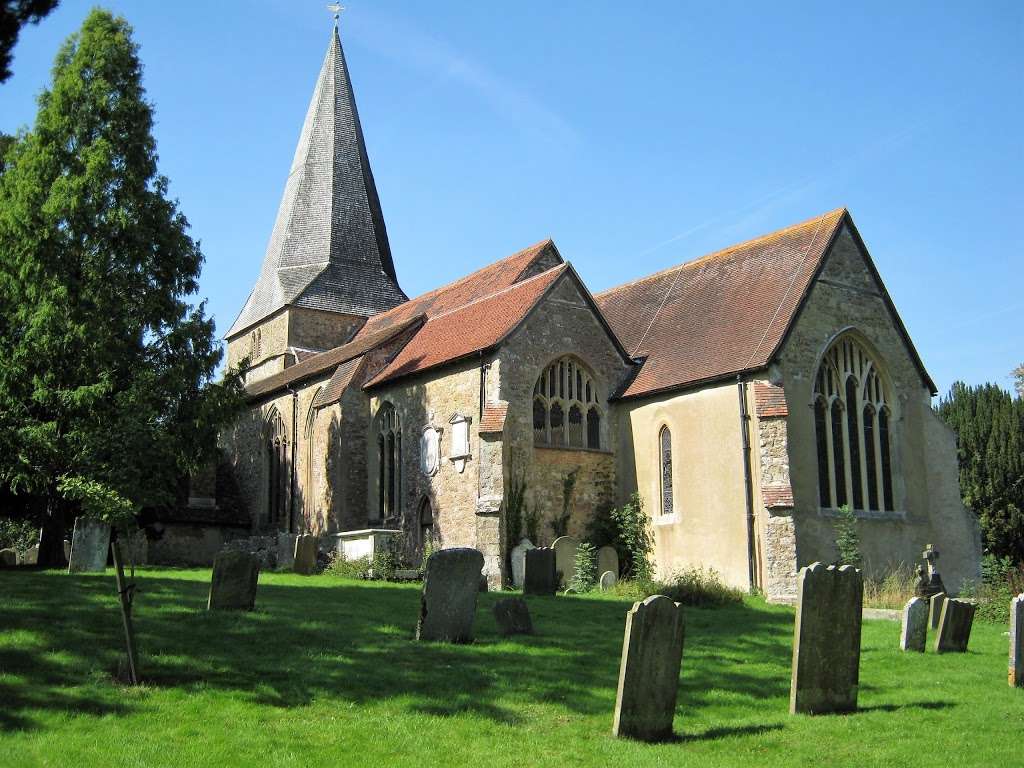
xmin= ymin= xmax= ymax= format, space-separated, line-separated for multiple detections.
xmin=304 ymin=392 xmax=321 ymax=526
xmin=264 ymin=409 xmax=288 ymax=529
xmin=377 ymin=403 xmax=401 ymax=521
xmin=659 ymin=425 xmax=673 ymax=517
xmin=532 ymin=356 xmax=603 ymax=450
xmin=813 ymin=334 xmax=895 ymax=512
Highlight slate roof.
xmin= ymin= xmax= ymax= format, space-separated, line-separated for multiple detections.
xmin=597 ymin=208 xmax=848 ymax=399
xmin=312 ymin=355 xmax=364 ymax=409
xmin=227 ymin=28 xmax=406 ymax=339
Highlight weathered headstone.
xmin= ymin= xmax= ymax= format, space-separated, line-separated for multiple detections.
xmin=523 ymin=547 xmax=557 ymax=596
xmin=293 ymin=534 xmax=318 ymax=575
xmin=510 ymin=538 xmax=535 ymax=588
xmin=929 ymin=592 xmax=947 ymax=630
xmin=612 ymin=595 xmax=685 ymax=742
xmin=416 ymin=547 xmax=484 ymax=643
xmin=1010 ymin=593 xmax=1024 ymax=688
xmin=479 ymin=573 xmax=488 ymax=592
xmin=0 ymin=548 xmax=16 ymax=566
xmin=493 ymin=597 xmax=533 ymax=636
xmin=552 ymin=535 xmax=578 ymax=588
xmin=934 ymin=598 xmax=977 ymax=653
xmin=597 ymin=546 xmax=619 ymax=579
xmin=67 ymin=517 xmax=111 ymax=573
xmin=790 ymin=562 xmax=863 ymax=715
xmin=899 ymin=597 xmax=928 ymax=652
xmin=600 ymin=570 xmax=618 ymax=591
xmin=208 ymin=551 xmax=260 ymax=610
xmin=63 ymin=539 xmax=71 ymax=561
xmin=276 ymin=532 xmax=296 ymax=571
xmin=22 ymin=545 xmax=39 ymax=565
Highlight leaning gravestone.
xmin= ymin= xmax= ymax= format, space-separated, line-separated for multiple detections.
xmin=493 ymin=597 xmax=533 ymax=636
xmin=1010 ymin=593 xmax=1024 ymax=688
xmin=600 ymin=570 xmax=618 ymax=591
xmin=900 ymin=597 xmax=928 ymax=652
xmin=293 ymin=534 xmax=318 ymax=575
xmin=597 ymin=546 xmax=619 ymax=579
xmin=0 ymin=548 xmax=16 ymax=566
xmin=208 ymin=551 xmax=260 ymax=611
xmin=552 ymin=535 xmax=579 ymax=588
xmin=790 ymin=562 xmax=863 ymax=715
xmin=67 ymin=517 xmax=111 ymax=573
xmin=612 ymin=595 xmax=685 ymax=741
xmin=416 ymin=548 xmax=484 ymax=643
xmin=524 ymin=547 xmax=557 ymax=596
xmin=934 ymin=598 xmax=977 ymax=653
xmin=510 ymin=538 xmax=535 ymax=588
xmin=929 ymin=592 xmax=947 ymax=631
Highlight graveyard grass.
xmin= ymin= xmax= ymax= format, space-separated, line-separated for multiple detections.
xmin=1 ymin=570 xmax=1019 ymax=768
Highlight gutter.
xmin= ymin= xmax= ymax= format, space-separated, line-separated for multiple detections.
xmin=737 ymin=375 xmax=757 ymax=591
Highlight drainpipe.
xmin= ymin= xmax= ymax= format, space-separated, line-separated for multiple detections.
xmin=287 ymin=385 xmax=298 ymax=535
xmin=737 ymin=375 xmax=757 ymax=591
xmin=477 ymin=359 xmax=490 ymax=499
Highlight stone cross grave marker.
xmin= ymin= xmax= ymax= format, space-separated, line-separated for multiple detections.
xmin=612 ymin=595 xmax=685 ymax=742
xmin=510 ymin=538 xmax=535 ymax=588
xmin=900 ymin=597 xmax=928 ymax=652
xmin=552 ymin=536 xmax=578 ymax=588
xmin=600 ymin=570 xmax=618 ymax=591
xmin=293 ymin=534 xmax=318 ymax=575
xmin=1010 ymin=593 xmax=1024 ymax=688
xmin=416 ymin=548 xmax=484 ymax=643
xmin=929 ymin=592 xmax=947 ymax=631
xmin=208 ymin=551 xmax=260 ymax=611
xmin=523 ymin=547 xmax=557 ymax=596
xmin=790 ymin=562 xmax=863 ymax=715
xmin=68 ymin=517 xmax=111 ymax=573
xmin=493 ymin=597 xmax=533 ymax=636
xmin=597 ymin=546 xmax=619 ymax=579
xmin=915 ymin=544 xmax=945 ymax=598
xmin=935 ymin=598 xmax=977 ymax=653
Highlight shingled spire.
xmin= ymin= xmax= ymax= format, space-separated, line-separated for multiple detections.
xmin=227 ymin=27 xmax=406 ymax=339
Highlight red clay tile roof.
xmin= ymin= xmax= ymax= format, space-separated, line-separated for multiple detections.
xmin=597 ymin=208 xmax=848 ymax=399
xmin=364 ymin=265 xmax=568 ymax=387
xmin=356 ymin=239 xmax=561 ymax=339
xmin=312 ymin=355 xmax=364 ymax=408
xmin=754 ymin=382 xmax=789 ymax=418
xmin=762 ymin=485 xmax=795 ymax=509
xmin=479 ymin=402 xmax=509 ymax=433
xmin=245 ymin=315 xmax=424 ymax=401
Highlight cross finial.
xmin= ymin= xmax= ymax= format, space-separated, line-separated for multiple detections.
xmin=327 ymin=3 xmax=344 ymax=26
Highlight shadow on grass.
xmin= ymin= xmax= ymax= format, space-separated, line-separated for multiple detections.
xmin=0 ymin=570 xmax=795 ymax=733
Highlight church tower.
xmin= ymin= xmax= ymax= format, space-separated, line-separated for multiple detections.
xmin=226 ymin=26 xmax=406 ymax=381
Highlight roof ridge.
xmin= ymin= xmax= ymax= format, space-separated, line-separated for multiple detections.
xmin=595 ymin=207 xmax=847 ymax=298
xmin=423 ymin=262 xmax=568 ymax=323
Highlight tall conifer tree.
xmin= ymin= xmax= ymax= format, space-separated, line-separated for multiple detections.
xmin=0 ymin=9 xmax=243 ymax=565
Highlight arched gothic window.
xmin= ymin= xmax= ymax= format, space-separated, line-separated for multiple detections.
xmin=377 ymin=403 xmax=401 ymax=521
xmin=418 ymin=496 xmax=434 ymax=554
xmin=264 ymin=409 xmax=288 ymax=529
xmin=813 ymin=334 xmax=894 ymax=512
xmin=533 ymin=357 xmax=604 ymax=450
xmin=303 ymin=392 xmax=321 ymax=529
xmin=659 ymin=425 xmax=673 ymax=517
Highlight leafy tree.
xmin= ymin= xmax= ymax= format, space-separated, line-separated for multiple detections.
xmin=937 ymin=382 xmax=1024 ymax=563
xmin=569 ymin=541 xmax=598 ymax=592
xmin=1 ymin=0 xmax=59 ymax=82
xmin=832 ymin=505 xmax=862 ymax=568
xmin=1014 ymin=363 xmax=1024 ymax=398
xmin=0 ymin=9 xmax=245 ymax=565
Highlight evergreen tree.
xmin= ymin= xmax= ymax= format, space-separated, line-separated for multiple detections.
xmin=1 ymin=0 xmax=60 ymax=82
xmin=937 ymin=382 xmax=1024 ymax=563
xmin=0 ymin=10 xmax=244 ymax=565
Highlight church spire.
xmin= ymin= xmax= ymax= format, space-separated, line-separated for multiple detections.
xmin=228 ymin=25 xmax=406 ymax=339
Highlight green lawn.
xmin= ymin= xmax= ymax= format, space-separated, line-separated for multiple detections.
xmin=0 ymin=568 xmax=1019 ymax=767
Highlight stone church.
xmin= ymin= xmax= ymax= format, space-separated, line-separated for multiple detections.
xmin=220 ymin=28 xmax=980 ymax=601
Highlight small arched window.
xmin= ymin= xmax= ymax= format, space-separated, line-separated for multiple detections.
xmin=264 ymin=409 xmax=288 ymax=529
xmin=813 ymin=334 xmax=894 ymax=512
xmin=532 ymin=356 xmax=604 ymax=451
xmin=377 ymin=403 xmax=401 ymax=521
xmin=304 ymin=391 xmax=321 ymax=529
xmin=659 ymin=425 xmax=673 ymax=517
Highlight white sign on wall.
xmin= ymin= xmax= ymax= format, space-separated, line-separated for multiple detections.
xmin=448 ymin=413 xmax=471 ymax=473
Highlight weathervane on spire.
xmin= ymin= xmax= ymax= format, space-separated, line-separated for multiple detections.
xmin=327 ymin=3 xmax=344 ymax=26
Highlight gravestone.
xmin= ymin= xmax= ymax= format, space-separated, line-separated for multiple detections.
xmin=929 ymin=592 xmax=947 ymax=630
xmin=0 ymin=548 xmax=16 ymax=566
xmin=523 ymin=547 xmax=557 ymax=596
xmin=63 ymin=539 xmax=71 ymax=561
xmin=552 ymin=536 xmax=579 ymax=588
xmin=276 ymin=532 xmax=297 ymax=571
xmin=600 ymin=570 xmax=618 ymax=591
xmin=208 ymin=551 xmax=260 ymax=610
xmin=789 ymin=562 xmax=863 ymax=715
xmin=934 ymin=598 xmax=977 ymax=653
xmin=293 ymin=534 xmax=318 ymax=575
xmin=612 ymin=595 xmax=685 ymax=742
xmin=67 ymin=517 xmax=111 ymax=573
xmin=597 ymin=546 xmax=619 ymax=579
xmin=899 ymin=597 xmax=928 ymax=652
xmin=22 ymin=545 xmax=39 ymax=565
xmin=416 ymin=547 xmax=484 ymax=643
xmin=917 ymin=544 xmax=946 ymax=598
xmin=479 ymin=573 xmax=488 ymax=592
xmin=493 ymin=597 xmax=533 ymax=636
xmin=510 ymin=538 xmax=535 ymax=588
xmin=1010 ymin=593 xmax=1024 ymax=688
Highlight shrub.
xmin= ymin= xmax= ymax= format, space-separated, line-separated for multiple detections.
xmin=960 ymin=554 xmax=1024 ymax=624
xmin=505 ymin=471 xmax=526 ymax=547
xmin=569 ymin=542 xmax=598 ymax=592
xmin=524 ymin=504 xmax=540 ymax=545
xmin=0 ymin=518 xmax=38 ymax=554
xmin=324 ymin=551 xmax=371 ymax=580
xmin=832 ymin=505 xmax=862 ymax=568
xmin=610 ymin=494 xmax=653 ymax=581
xmin=551 ymin=469 xmax=578 ymax=539
xmin=863 ymin=562 xmax=917 ymax=609
xmin=371 ymin=547 xmax=398 ymax=581
xmin=419 ymin=535 xmax=439 ymax=579
xmin=611 ymin=567 xmax=743 ymax=608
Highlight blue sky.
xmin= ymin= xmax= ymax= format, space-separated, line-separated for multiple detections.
xmin=3 ymin=2 xmax=1021 ymax=396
